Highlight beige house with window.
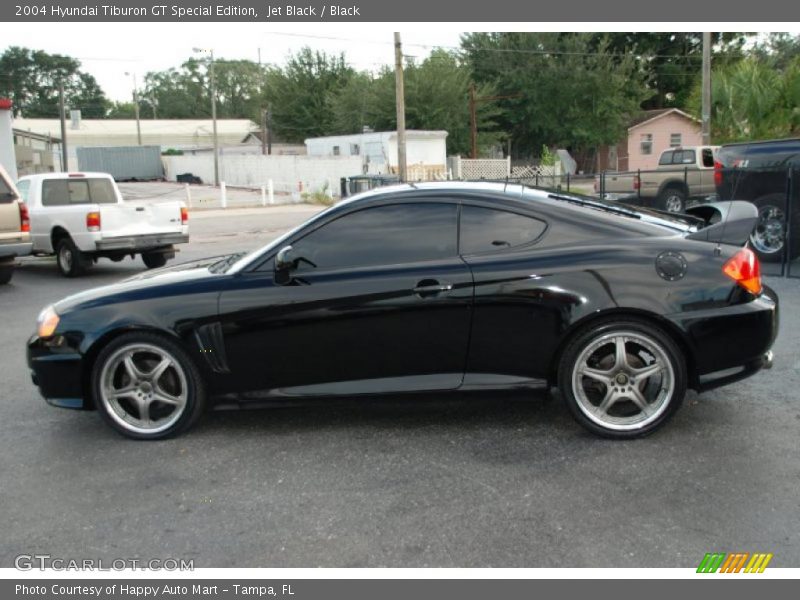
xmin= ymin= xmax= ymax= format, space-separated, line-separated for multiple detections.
xmin=598 ymin=108 xmax=702 ymax=173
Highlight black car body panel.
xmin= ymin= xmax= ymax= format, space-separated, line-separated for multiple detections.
xmin=28 ymin=183 xmax=779 ymax=412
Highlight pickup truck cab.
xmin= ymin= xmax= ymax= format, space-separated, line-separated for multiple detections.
xmin=596 ymin=145 xmax=719 ymax=212
xmin=17 ymin=172 xmax=189 ymax=277
xmin=0 ymin=164 xmax=32 ymax=284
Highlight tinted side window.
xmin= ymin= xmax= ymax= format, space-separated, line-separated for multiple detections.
xmin=678 ymin=150 xmax=696 ymax=164
xmin=0 ymin=172 xmax=17 ymax=204
xmin=658 ymin=151 xmax=674 ymax=166
xmin=292 ymin=203 xmax=457 ymax=270
xmin=702 ymin=148 xmax=715 ymax=168
xmin=42 ymin=178 xmax=117 ymax=207
xmin=460 ymin=206 xmax=547 ymax=254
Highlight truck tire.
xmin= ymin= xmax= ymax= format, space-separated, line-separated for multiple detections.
xmin=749 ymin=193 xmax=799 ymax=262
xmin=142 ymin=252 xmax=168 ymax=269
xmin=657 ymin=187 xmax=687 ymax=213
xmin=0 ymin=262 xmax=13 ymax=285
xmin=56 ymin=237 xmax=91 ymax=277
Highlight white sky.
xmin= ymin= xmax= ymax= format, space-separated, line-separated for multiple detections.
xmin=0 ymin=23 xmax=465 ymax=102
xmin=2 ymin=23 xmax=798 ymax=103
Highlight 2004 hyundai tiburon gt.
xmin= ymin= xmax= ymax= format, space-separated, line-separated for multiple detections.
xmin=28 ymin=182 xmax=778 ymax=440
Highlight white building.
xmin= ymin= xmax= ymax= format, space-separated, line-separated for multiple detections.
xmin=305 ymin=130 xmax=448 ymax=180
xmin=12 ymin=115 xmax=259 ymax=170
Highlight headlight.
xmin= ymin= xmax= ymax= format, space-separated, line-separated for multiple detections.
xmin=37 ymin=306 xmax=60 ymax=338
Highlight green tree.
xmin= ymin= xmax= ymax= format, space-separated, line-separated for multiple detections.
xmin=461 ymin=33 xmax=651 ymax=160
xmin=264 ymin=48 xmax=356 ymax=141
xmin=327 ymin=50 xmax=500 ymax=155
xmin=142 ymin=57 xmax=268 ymax=121
xmin=600 ymin=33 xmax=750 ymax=110
xmin=688 ymin=56 xmax=800 ymax=142
xmin=0 ymin=46 xmax=108 ymax=117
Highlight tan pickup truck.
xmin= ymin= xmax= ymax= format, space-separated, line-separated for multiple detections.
xmin=595 ymin=146 xmax=719 ymax=213
xmin=0 ymin=164 xmax=32 ymax=284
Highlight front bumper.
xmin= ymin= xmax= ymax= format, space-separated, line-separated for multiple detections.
xmin=0 ymin=241 xmax=33 ymax=260
xmin=27 ymin=334 xmax=88 ymax=409
xmin=95 ymin=233 xmax=189 ymax=252
xmin=668 ymin=285 xmax=779 ymax=391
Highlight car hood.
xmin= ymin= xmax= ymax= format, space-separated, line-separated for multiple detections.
xmin=53 ymin=255 xmax=231 ymax=314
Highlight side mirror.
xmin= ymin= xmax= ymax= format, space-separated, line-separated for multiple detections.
xmin=275 ymin=245 xmax=296 ymax=271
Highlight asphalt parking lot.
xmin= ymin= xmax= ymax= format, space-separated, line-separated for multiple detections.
xmin=1 ymin=202 xmax=799 ymax=568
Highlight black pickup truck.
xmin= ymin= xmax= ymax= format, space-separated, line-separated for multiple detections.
xmin=715 ymin=138 xmax=800 ymax=261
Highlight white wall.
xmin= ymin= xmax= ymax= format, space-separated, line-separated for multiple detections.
xmin=163 ymin=154 xmax=363 ymax=194
xmin=0 ymin=106 xmax=17 ymax=179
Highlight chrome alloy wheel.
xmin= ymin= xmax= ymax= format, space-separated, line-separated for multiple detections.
xmin=571 ymin=331 xmax=675 ymax=431
xmin=98 ymin=343 xmax=188 ymax=435
xmin=664 ymin=194 xmax=684 ymax=213
xmin=58 ymin=244 xmax=73 ymax=273
xmin=750 ymin=205 xmax=786 ymax=256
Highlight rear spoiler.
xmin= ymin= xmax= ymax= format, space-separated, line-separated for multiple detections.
xmin=685 ymin=201 xmax=758 ymax=246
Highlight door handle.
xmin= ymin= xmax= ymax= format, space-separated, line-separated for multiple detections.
xmin=413 ymin=280 xmax=453 ymax=296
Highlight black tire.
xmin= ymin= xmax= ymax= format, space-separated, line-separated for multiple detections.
xmin=55 ymin=237 xmax=91 ymax=277
xmin=0 ymin=263 xmax=13 ymax=285
xmin=142 ymin=252 xmax=168 ymax=269
xmin=749 ymin=193 xmax=799 ymax=263
xmin=657 ymin=186 xmax=687 ymax=213
xmin=557 ymin=318 xmax=687 ymax=439
xmin=92 ymin=331 xmax=206 ymax=440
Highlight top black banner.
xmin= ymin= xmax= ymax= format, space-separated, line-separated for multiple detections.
xmin=3 ymin=0 xmax=798 ymax=21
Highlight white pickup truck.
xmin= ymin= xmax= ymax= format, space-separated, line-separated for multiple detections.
xmin=17 ymin=172 xmax=189 ymax=277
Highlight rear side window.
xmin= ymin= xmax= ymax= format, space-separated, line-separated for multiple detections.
xmin=702 ymin=148 xmax=715 ymax=167
xmin=460 ymin=206 xmax=547 ymax=254
xmin=658 ymin=151 xmax=675 ymax=166
xmin=0 ymin=172 xmax=17 ymax=204
xmin=42 ymin=178 xmax=117 ymax=207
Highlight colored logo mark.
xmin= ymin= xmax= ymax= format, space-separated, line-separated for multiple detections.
xmin=697 ymin=552 xmax=773 ymax=573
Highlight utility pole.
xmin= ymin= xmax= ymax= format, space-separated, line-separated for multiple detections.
xmin=210 ymin=50 xmax=219 ymax=186
xmin=267 ymin=104 xmax=273 ymax=155
xmin=469 ymin=83 xmax=478 ymax=159
xmin=58 ymin=83 xmax=68 ymax=172
xmin=261 ymin=108 xmax=267 ymax=155
xmin=195 ymin=47 xmax=220 ymax=186
xmin=125 ymin=72 xmax=142 ymax=145
xmin=701 ymin=32 xmax=712 ymax=145
xmin=394 ymin=32 xmax=407 ymax=182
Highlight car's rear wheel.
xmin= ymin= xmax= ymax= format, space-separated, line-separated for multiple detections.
xmin=142 ymin=252 xmax=168 ymax=269
xmin=0 ymin=261 xmax=13 ymax=285
xmin=558 ymin=319 xmax=687 ymax=439
xmin=749 ymin=193 xmax=799 ymax=262
xmin=92 ymin=332 xmax=206 ymax=440
xmin=657 ymin=187 xmax=686 ymax=213
xmin=56 ymin=237 xmax=91 ymax=277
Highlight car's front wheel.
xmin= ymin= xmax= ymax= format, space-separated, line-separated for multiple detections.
xmin=92 ymin=332 xmax=206 ymax=440
xmin=558 ymin=319 xmax=687 ymax=439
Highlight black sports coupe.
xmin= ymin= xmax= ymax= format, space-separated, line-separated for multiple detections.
xmin=28 ymin=182 xmax=778 ymax=440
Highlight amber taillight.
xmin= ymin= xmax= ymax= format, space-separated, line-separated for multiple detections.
xmin=723 ymin=248 xmax=762 ymax=295
xmin=86 ymin=211 xmax=101 ymax=232
xmin=19 ymin=202 xmax=30 ymax=232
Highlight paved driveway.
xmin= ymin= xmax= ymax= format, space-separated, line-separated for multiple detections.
xmin=1 ymin=205 xmax=798 ymax=568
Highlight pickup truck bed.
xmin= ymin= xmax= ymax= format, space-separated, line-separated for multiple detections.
xmin=17 ymin=172 xmax=189 ymax=277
